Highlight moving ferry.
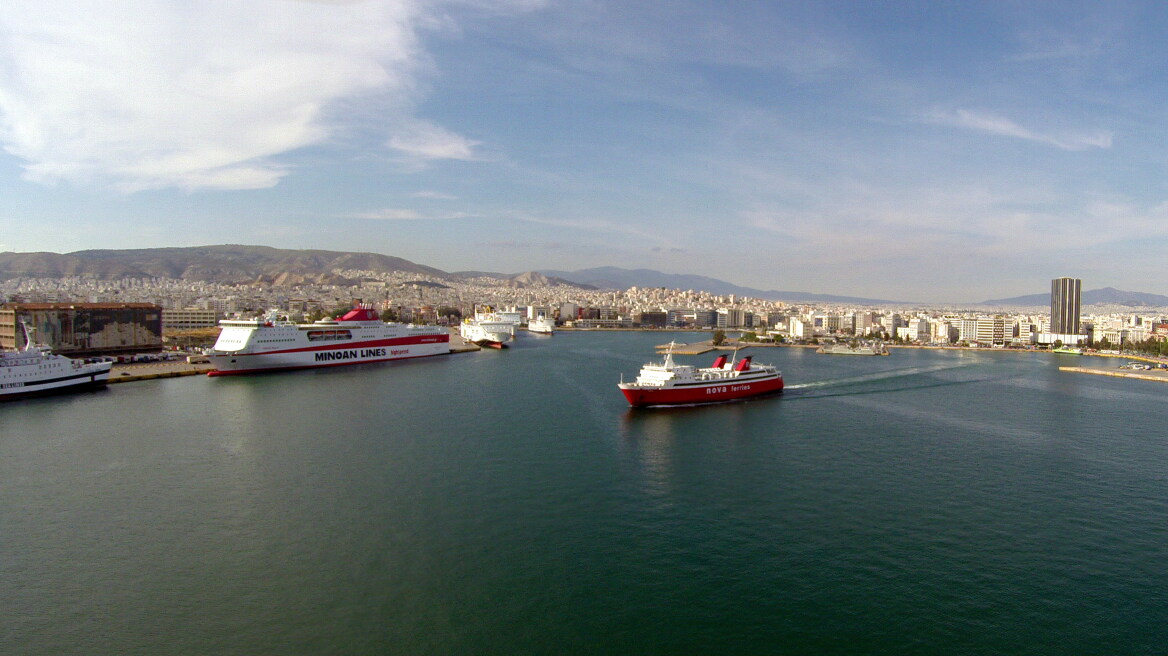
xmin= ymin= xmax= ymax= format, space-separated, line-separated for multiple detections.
xmin=208 ymin=305 xmax=449 ymax=376
xmin=618 ymin=343 xmax=783 ymax=407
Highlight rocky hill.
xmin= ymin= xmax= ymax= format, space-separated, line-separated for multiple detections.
xmin=0 ymin=245 xmax=449 ymax=285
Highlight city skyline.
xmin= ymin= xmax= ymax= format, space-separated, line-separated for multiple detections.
xmin=2 ymin=2 xmax=1168 ymax=303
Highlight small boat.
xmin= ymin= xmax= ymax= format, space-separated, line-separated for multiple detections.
xmin=618 ymin=342 xmax=783 ymax=407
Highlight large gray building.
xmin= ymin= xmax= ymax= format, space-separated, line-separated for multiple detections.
xmin=0 ymin=303 xmax=162 ymax=356
xmin=1050 ymin=277 xmax=1082 ymax=336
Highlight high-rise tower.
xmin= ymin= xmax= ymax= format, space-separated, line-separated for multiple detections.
xmin=1050 ymin=277 xmax=1081 ymax=336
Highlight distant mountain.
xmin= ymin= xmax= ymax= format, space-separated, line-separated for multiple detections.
xmin=453 ymin=270 xmax=595 ymax=289
xmin=0 ymin=245 xmax=447 ymax=285
xmin=538 ymin=266 xmax=898 ymax=304
xmin=982 ymin=287 xmax=1168 ymax=308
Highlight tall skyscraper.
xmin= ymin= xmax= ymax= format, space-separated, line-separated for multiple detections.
xmin=1050 ymin=277 xmax=1081 ymax=335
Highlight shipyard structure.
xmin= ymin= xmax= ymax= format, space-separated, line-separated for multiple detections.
xmin=0 ymin=303 xmax=163 ymax=356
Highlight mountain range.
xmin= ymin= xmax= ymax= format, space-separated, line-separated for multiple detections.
xmin=0 ymin=245 xmax=1163 ymax=307
xmin=980 ymin=287 xmax=1168 ymax=308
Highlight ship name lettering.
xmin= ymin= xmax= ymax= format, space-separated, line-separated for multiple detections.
xmin=314 ymin=349 xmax=360 ymax=362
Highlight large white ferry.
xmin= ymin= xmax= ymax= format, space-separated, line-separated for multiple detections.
xmin=618 ymin=343 xmax=783 ymax=407
xmin=1 ymin=323 xmax=112 ymax=401
xmin=208 ymin=305 xmax=450 ymax=376
xmin=459 ymin=313 xmax=515 ymax=349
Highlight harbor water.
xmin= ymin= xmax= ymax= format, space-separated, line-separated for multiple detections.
xmin=2 ymin=332 xmax=1166 ymax=654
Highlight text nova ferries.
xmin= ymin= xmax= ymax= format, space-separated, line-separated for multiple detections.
xmin=208 ymin=305 xmax=450 ymax=376
xmin=618 ymin=343 xmax=783 ymax=407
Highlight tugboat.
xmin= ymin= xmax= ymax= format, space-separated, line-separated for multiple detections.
xmin=618 ymin=343 xmax=783 ymax=407
xmin=1 ymin=322 xmax=112 ymax=400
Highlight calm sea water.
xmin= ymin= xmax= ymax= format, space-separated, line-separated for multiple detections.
xmin=2 ymin=332 xmax=1166 ymax=655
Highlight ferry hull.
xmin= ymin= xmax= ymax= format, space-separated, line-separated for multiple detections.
xmin=619 ymin=375 xmax=784 ymax=407
xmin=1 ymin=365 xmax=112 ymax=401
xmin=208 ymin=336 xmax=449 ymax=376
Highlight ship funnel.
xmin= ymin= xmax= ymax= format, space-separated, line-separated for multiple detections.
xmin=734 ymin=356 xmax=752 ymax=372
xmin=711 ymin=355 xmax=727 ymax=369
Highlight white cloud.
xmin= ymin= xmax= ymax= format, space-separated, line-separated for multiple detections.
xmin=927 ymin=109 xmax=1113 ymax=151
xmin=0 ymin=1 xmax=524 ymax=192
xmin=388 ymin=119 xmax=480 ymax=161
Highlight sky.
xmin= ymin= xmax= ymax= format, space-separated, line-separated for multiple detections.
xmin=1 ymin=1 xmax=1166 ymax=303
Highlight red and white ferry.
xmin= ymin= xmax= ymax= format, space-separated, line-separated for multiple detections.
xmin=207 ymin=305 xmax=449 ymax=376
xmin=618 ymin=343 xmax=783 ymax=407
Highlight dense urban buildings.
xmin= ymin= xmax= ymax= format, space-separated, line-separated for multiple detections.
xmin=2 ymin=271 xmax=1166 ymax=354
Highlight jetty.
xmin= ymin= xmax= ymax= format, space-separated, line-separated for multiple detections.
xmin=656 ymin=342 xmax=714 ymax=355
xmin=1060 ymin=366 xmax=1168 ymax=384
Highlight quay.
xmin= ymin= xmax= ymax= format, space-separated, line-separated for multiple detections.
xmin=1059 ymin=366 xmax=1168 ymax=384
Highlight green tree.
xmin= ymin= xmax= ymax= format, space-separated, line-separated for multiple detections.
xmin=740 ymin=331 xmax=758 ymax=342
xmin=712 ymin=330 xmax=726 ymax=346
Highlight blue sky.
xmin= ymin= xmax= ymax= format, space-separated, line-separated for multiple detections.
xmin=0 ymin=1 xmax=1165 ymax=302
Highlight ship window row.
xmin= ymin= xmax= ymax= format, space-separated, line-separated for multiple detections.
xmin=306 ymin=330 xmax=353 ymax=342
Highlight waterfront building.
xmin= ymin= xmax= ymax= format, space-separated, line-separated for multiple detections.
xmin=789 ymin=317 xmax=809 ymax=340
xmin=693 ymin=309 xmax=717 ymax=328
xmin=0 ymin=302 xmax=162 ymax=356
xmin=975 ymin=316 xmax=1007 ymax=346
xmin=634 ymin=311 xmax=667 ymax=328
xmin=162 ymin=308 xmax=220 ymax=331
xmin=954 ymin=318 xmax=979 ymax=344
xmin=908 ymin=317 xmax=931 ymax=342
xmin=1051 ymin=277 xmax=1082 ymax=335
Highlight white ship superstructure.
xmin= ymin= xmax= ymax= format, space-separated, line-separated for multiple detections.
xmin=527 ymin=314 xmax=555 ymax=335
xmin=208 ymin=305 xmax=450 ymax=376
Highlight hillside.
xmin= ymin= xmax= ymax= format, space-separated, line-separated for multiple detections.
xmin=0 ymin=245 xmax=448 ymax=285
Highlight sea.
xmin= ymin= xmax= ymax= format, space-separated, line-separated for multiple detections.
xmin=2 ymin=331 xmax=1166 ymax=655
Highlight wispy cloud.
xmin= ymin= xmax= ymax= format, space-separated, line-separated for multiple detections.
xmin=411 ymin=190 xmax=458 ymax=200
xmin=485 ymin=240 xmax=568 ymax=250
xmin=0 ymin=1 xmax=526 ymax=192
xmin=388 ymin=119 xmax=480 ymax=161
xmin=926 ymin=109 xmax=1112 ymax=151
xmin=352 ymin=208 xmax=469 ymax=221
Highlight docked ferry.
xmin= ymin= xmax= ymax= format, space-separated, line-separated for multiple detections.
xmin=618 ymin=343 xmax=783 ymax=407
xmin=1 ymin=323 xmax=112 ymax=400
xmin=207 ymin=305 xmax=450 ymax=376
